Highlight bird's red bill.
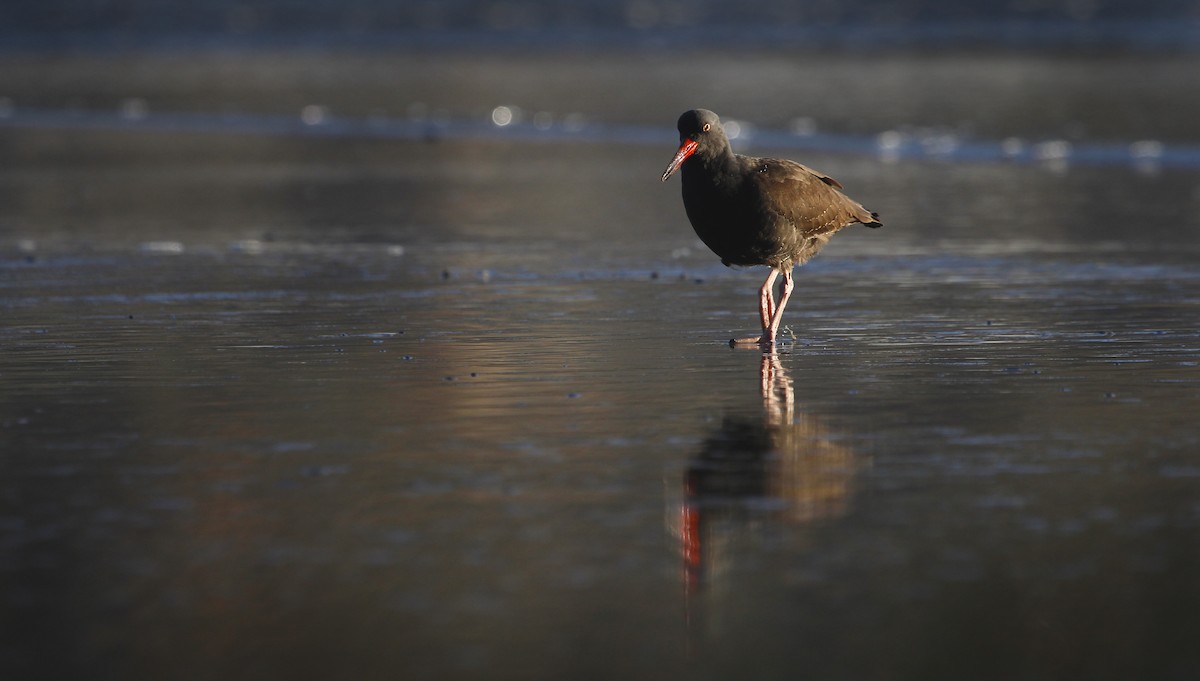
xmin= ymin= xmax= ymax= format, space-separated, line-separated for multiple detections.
xmin=661 ymin=139 xmax=698 ymax=182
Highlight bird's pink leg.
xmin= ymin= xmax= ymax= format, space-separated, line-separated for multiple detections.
xmin=732 ymin=269 xmax=780 ymax=346
xmin=764 ymin=267 xmax=795 ymax=344
xmin=759 ymin=268 xmax=780 ymax=329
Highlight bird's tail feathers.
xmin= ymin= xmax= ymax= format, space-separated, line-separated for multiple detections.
xmin=856 ymin=207 xmax=883 ymax=228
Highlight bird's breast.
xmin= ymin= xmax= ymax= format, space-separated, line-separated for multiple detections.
xmin=680 ymin=169 xmax=788 ymax=267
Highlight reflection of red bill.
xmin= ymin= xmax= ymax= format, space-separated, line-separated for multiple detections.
xmin=681 ymin=471 xmax=702 ymax=586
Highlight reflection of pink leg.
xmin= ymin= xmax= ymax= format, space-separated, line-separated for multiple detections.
xmin=733 ymin=269 xmax=780 ymax=346
xmin=760 ymin=352 xmax=794 ymax=426
xmin=765 ymin=268 xmax=795 ymax=344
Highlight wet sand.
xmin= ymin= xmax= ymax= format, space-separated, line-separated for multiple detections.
xmin=2 ymin=49 xmax=1200 ymax=680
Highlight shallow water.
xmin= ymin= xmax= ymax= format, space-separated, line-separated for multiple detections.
xmin=2 ymin=49 xmax=1200 ymax=680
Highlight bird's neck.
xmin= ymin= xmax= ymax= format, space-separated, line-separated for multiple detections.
xmin=688 ymin=146 xmax=739 ymax=186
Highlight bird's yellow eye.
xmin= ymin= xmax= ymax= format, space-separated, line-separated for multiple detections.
xmin=702 ymin=123 xmax=711 ymax=132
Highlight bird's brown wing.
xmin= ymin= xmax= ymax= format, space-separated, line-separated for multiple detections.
xmin=751 ymin=158 xmax=880 ymax=238
xmin=791 ymin=162 xmax=844 ymax=189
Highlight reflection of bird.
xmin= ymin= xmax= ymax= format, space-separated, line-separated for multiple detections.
xmin=678 ymin=354 xmax=861 ymax=591
xmin=662 ymin=109 xmax=882 ymax=347
xmin=759 ymin=354 xmax=858 ymax=524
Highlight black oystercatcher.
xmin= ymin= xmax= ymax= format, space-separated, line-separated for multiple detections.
xmin=661 ymin=109 xmax=882 ymax=347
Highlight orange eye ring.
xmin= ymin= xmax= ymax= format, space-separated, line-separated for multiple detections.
xmin=702 ymin=123 xmax=711 ymax=132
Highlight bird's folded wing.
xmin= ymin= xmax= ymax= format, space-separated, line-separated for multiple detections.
xmin=753 ymin=159 xmax=871 ymax=236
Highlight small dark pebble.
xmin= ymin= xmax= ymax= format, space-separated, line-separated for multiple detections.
xmin=1104 ymin=392 xmax=1117 ymax=399
xmin=1003 ymin=366 xmax=1021 ymax=374
xmin=985 ymin=320 xmax=993 ymax=326
xmin=650 ymin=271 xmax=659 ymax=279
xmin=441 ymin=269 xmax=451 ymax=280
xmin=444 ymin=375 xmax=455 ymax=381
xmin=128 ymin=315 xmax=134 ymax=319
xmin=470 ymin=372 xmax=478 ymax=377
xmin=567 ymin=392 xmax=582 ymax=399
xmin=693 ymin=278 xmax=705 ymax=284
xmin=402 ymin=355 xmax=414 ymax=360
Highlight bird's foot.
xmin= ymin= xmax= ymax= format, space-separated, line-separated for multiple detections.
xmin=729 ymin=335 xmax=774 ymax=348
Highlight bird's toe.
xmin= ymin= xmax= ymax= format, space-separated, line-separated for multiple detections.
xmin=730 ymin=335 xmax=773 ymax=348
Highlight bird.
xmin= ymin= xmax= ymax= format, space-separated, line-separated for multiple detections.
xmin=661 ymin=109 xmax=882 ymax=347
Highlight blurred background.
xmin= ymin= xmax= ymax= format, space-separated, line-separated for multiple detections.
xmin=4 ymin=0 xmax=1200 ymax=49
xmin=2 ymin=0 xmax=1199 ymax=251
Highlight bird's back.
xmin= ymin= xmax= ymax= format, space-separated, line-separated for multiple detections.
xmin=683 ymin=154 xmax=881 ymax=270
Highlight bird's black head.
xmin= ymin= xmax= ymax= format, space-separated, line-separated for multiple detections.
xmin=676 ymin=109 xmax=724 ymax=140
xmin=661 ymin=109 xmax=730 ymax=182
